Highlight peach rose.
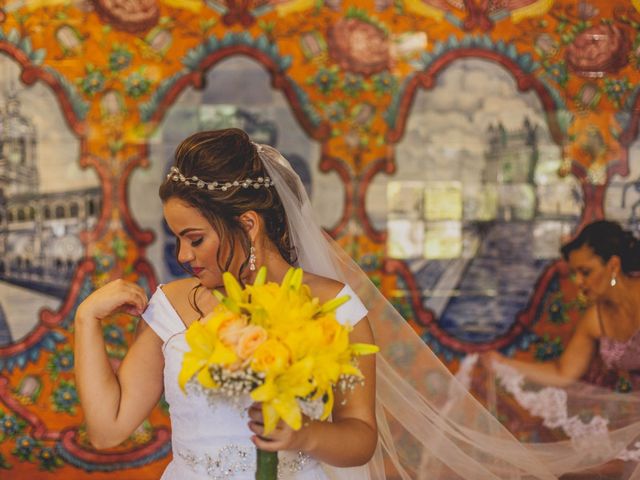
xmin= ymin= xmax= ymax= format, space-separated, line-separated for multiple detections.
xmin=236 ymin=325 xmax=268 ymax=360
xmin=218 ymin=315 xmax=249 ymax=347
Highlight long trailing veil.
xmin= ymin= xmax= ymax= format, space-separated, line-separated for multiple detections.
xmin=256 ymin=141 xmax=640 ymax=479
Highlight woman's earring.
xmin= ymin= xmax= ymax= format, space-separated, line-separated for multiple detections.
xmin=610 ymin=272 xmax=617 ymax=287
xmin=249 ymin=246 xmax=256 ymax=271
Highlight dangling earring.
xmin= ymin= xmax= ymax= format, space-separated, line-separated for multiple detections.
xmin=610 ymin=272 xmax=617 ymax=288
xmin=249 ymin=245 xmax=256 ymax=271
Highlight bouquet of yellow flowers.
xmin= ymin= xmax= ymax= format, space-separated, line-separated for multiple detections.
xmin=178 ymin=266 xmax=378 ymax=480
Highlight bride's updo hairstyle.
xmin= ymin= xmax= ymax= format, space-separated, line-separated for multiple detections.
xmin=159 ymin=128 xmax=296 ymax=279
xmin=561 ymin=220 xmax=640 ymax=275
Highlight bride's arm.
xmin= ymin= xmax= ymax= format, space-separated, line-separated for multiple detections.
xmin=249 ymin=317 xmax=378 ymax=467
xmin=74 ymin=279 xmax=165 ymax=449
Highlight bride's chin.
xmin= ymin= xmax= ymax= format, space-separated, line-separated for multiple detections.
xmin=198 ymin=275 xmax=220 ymax=290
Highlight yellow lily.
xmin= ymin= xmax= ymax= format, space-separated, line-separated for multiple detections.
xmin=290 ymin=267 xmax=304 ymax=291
xmin=208 ymin=342 xmax=238 ymax=367
xmin=251 ymin=358 xmax=315 ymax=433
xmin=179 ymin=321 xmax=216 ymax=390
xmin=179 ymin=351 xmax=211 ymax=391
xmin=351 ymin=343 xmax=380 ymax=356
xmin=223 ymin=271 xmax=245 ymax=304
xmin=253 ymin=266 xmax=268 ymax=286
xmin=319 ymin=295 xmax=350 ymax=315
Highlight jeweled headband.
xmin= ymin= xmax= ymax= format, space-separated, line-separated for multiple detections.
xmin=166 ymin=166 xmax=273 ymax=192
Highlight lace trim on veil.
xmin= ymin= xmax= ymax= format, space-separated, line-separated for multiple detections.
xmin=490 ymin=359 xmax=640 ymax=462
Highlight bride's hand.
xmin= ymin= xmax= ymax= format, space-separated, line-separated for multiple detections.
xmin=247 ymin=403 xmax=311 ymax=452
xmin=76 ymin=279 xmax=149 ymax=323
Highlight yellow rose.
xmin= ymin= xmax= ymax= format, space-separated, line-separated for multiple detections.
xmin=251 ymin=339 xmax=291 ymax=373
xmin=317 ymin=315 xmax=341 ymax=345
xmin=218 ymin=315 xmax=249 ymax=347
xmin=236 ymin=325 xmax=268 ymax=360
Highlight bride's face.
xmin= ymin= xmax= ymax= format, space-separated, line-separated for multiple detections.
xmin=163 ymin=197 xmax=240 ymax=289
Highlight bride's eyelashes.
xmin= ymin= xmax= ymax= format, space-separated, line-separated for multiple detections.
xmin=190 ymin=237 xmax=203 ymax=247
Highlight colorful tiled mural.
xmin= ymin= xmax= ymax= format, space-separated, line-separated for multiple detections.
xmin=1 ymin=0 xmax=640 ymax=477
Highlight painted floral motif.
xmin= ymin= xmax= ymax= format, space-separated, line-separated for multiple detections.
xmin=535 ymin=33 xmax=558 ymax=57
xmin=371 ymin=71 xmax=397 ymax=95
xmin=93 ymin=249 xmax=115 ymax=273
xmin=51 ymin=381 xmax=80 ymax=414
xmin=12 ymin=435 xmax=36 ymax=462
xmin=547 ymin=296 xmax=568 ymax=325
xmin=37 ymin=446 xmax=63 ymax=471
xmin=565 ymin=24 xmax=630 ymax=77
xmin=92 ymin=0 xmax=160 ymax=33
xmin=312 ymin=67 xmax=339 ymax=94
xmin=575 ymin=82 xmax=601 ymax=110
xmin=322 ymin=101 xmax=347 ymax=123
xmin=47 ymin=348 xmax=74 ymax=380
xmin=13 ymin=375 xmax=42 ymax=405
xmin=130 ymin=420 xmax=154 ymax=445
xmin=327 ymin=16 xmax=390 ymax=75
xmin=342 ymin=73 xmax=366 ymax=97
xmin=124 ymin=70 xmax=152 ymax=98
xmin=79 ymin=66 xmax=106 ymax=96
xmin=534 ymin=335 xmax=563 ymax=361
xmin=108 ymin=45 xmax=133 ymax=72
xmin=103 ymin=324 xmax=126 ymax=346
xmin=603 ymin=77 xmax=632 ymax=109
xmin=0 ymin=411 xmax=25 ymax=440
xmin=543 ymin=60 xmax=568 ymax=87
xmin=55 ymin=25 xmax=85 ymax=56
xmin=359 ymin=253 xmax=382 ymax=272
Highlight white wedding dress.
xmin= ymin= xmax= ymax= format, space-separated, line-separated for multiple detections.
xmin=142 ymin=283 xmax=368 ymax=480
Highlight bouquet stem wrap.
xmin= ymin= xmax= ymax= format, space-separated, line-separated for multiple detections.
xmin=256 ymin=449 xmax=278 ymax=480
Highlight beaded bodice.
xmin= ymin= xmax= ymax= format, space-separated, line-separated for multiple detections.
xmin=142 ymin=283 xmax=367 ymax=480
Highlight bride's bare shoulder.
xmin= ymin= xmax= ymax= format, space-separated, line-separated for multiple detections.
xmin=302 ymin=272 xmax=345 ymax=302
xmin=159 ymin=277 xmax=200 ymax=300
xmin=158 ymin=278 xmax=205 ymax=317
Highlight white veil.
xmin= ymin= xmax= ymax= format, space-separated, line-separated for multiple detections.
xmin=256 ymin=142 xmax=640 ymax=479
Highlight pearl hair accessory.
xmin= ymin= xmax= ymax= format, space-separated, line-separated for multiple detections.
xmin=167 ymin=166 xmax=273 ymax=191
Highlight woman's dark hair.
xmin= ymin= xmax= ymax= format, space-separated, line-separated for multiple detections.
xmin=561 ymin=220 xmax=640 ymax=274
xmin=159 ymin=128 xmax=296 ymax=286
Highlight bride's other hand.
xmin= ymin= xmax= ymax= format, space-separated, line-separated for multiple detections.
xmin=247 ymin=402 xmax=311 ymax=453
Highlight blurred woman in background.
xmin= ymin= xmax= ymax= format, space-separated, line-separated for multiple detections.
xmin=486 ymin=220 xmax=640 ymax=388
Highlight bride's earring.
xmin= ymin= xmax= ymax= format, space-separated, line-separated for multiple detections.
xmin=249 ymin=246 xmax=256 ymax=271
xmin=610 ymin=272 xmax=617 ymax=287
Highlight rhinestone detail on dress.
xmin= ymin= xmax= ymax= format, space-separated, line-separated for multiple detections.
xmin=177 ymin=445 xmax=312 ymax=479
xmin=178 ymin=445 xmax=252 ymax=479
